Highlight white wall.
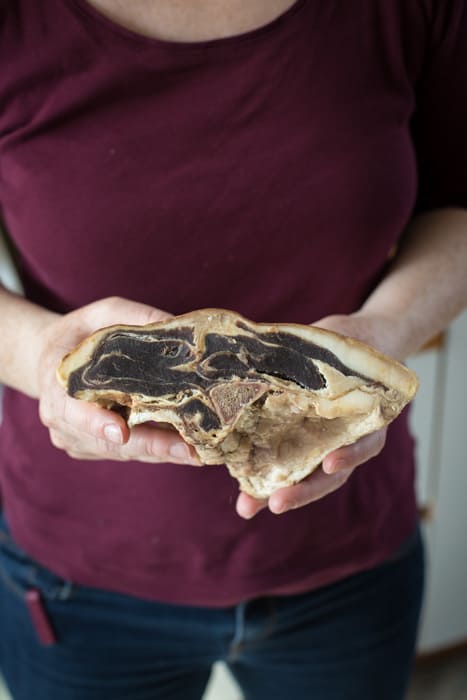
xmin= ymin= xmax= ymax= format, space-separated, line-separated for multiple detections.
xmin=408 ymin=310 xmax=467 ymax=652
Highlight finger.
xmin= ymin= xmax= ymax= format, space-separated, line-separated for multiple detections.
xmin=236 ymin=491 xmax=268 ymax=520
xmin=40 ymin=392 xmax=130 ymax=447
xmin=322 ymin=428 xmax=387 ymax=474
xmin=119 ymin=424 xmax=201 ymax=465
xmin=48 ymin=387 xmax=201 ymax=463
xmin=64 ymin=430 xmax=200 ymax=464
xmin=84 ymin=296 xmax=173 ymax=330
xmin=52 ymin=419 xmax=200 ymax=465
xmin=268 ymin=466 xmax=354 ymax=514
xmin=59 ymin=397 xmax=130 ymax=445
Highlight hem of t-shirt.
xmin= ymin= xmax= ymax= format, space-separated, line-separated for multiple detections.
xmin=4 ymin=509 xmax=419 ymax=609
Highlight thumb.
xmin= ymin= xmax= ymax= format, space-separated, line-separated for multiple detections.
xmin=83 ymin=296 xmax=174 ymax=329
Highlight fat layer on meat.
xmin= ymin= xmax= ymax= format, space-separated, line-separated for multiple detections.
xmin=57 ymin=308 xmax=419 ymax=498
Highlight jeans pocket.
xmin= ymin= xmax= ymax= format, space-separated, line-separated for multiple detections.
xmin=0 ymin=513 xmax=73 ymax=603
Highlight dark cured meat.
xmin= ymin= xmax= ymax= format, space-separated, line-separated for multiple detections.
xmin=67 ymin=325 xmax=370 ymax=399
xmin=58 ymin=309 xmax=419 ymax=498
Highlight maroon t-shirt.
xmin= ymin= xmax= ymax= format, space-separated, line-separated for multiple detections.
xmin=0 ymin=0 xmax=466 ymax=606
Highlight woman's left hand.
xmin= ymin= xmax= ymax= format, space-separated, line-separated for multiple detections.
xmin=236 ymin=311 xmax=402 ymax=519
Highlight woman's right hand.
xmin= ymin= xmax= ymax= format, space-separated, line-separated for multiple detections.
xmin=37 ymin=296 xmax=200 ymax=465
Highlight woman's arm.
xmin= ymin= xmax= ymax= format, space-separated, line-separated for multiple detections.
xmin=358 ymin=207 xmax=467 ymax=359
xmin=237 ymin=207 xmax=467 ymax=518
xmin=2 ymin=208 xmax=465 ymax=510
xmin=0 ymin=287 xmax=57 ymax=397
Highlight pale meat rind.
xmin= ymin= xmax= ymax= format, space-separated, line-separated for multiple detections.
xmin=57 ymin=308 xmax=419 ymax=498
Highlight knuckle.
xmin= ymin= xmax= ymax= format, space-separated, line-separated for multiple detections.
xmin=63 ymin=399 xmax=101 ymax=440
xmin=143 ymin=438 xmax=163 ymax=460
xmin=142 ymin=307 xmax=171 ymax=326
xmin=62 ymin=397 xmax=81 ymax=429
xmin=66 ymin=445 xmax=90 ymax=460
xmin=130 ymin=434 xmax=167 ymax=462
xmin=369 ymin=431 xmax=386 ymax=458
xmin=105 ymin=295 xmax=124 ymax=307
xmin=91 ymin=436 xmax=123 ymax=460
xmin=67 ymin=441 xmax=108 ymax=460
xmin=83 ymin=296 xmax=122 ymax=328
xmin=38 ymin=401 xmax=53 ymax=428
xmin=97 ymin=437 xmax=119 ymax=458
xmin=66 ymin=449 xmax=88 ymax=460
xmin=338 ymin=468 xmax=353 ymax=484
xmin=120 ymin=428 xmax=173 ymax=463
xmin=100 ymin=296 xmax=126 ymax=317
xmin=99 ymin=296 xmax=120 ymax=317
xmin=49 ymin=430 xmax=66 ymax=450
xmin=377 ymin=431 xmax=387 ymax=449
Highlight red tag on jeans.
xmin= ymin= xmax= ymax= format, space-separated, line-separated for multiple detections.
xmin=25 ymin=589 xmax=57 ymax=645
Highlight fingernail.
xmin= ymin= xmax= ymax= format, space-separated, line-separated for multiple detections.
xmin=236 ymin=503 xmax=255 ymax=520
xmin=104 ymin=424 xmax=123 ymax=445
xmin=269 ymin=500 xmax=287 ymax=515
xmin=169 ymin=443 xmax=192 ymax=461
xmin=323 ymin=459 xmax=344 ymax=474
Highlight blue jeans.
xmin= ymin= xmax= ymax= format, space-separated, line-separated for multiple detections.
xmin=0 ymin=514 xmax=424 ymax=700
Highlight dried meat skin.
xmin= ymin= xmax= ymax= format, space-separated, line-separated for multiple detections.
xmin=58 ymin=309 xmax=419 ymax=498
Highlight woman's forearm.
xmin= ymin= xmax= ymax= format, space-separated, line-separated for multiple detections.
xmin=357 ymin=207 xmax=467 ymax=359
xmin=0 ymin=286 xmax=58 ymax=397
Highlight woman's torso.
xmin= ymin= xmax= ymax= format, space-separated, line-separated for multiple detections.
xmin=0 ymin=0 xmax=424 ymax=605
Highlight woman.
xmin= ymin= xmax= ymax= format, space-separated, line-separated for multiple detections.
xmin=0 ymin=1 xmax=466 ymax=698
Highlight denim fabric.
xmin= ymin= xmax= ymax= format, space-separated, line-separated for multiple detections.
xmin=0 ymin=514 xmax=424 ymax=700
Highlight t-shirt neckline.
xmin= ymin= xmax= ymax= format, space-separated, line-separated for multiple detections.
xmin=67 ymin=0 xmax=309 ymax=53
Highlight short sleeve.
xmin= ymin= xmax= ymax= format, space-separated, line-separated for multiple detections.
xmin=412 ymin=0 xmax=467 ymax=213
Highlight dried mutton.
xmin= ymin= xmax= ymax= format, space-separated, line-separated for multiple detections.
xmin=57 ymin=309 xmax=418 ymax=498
